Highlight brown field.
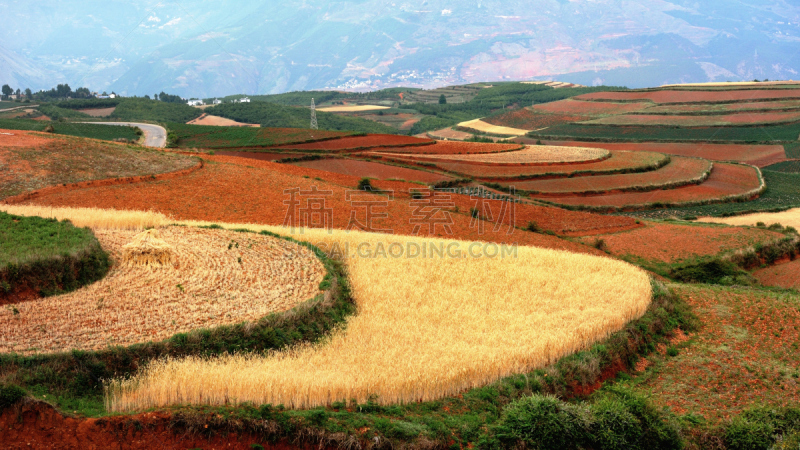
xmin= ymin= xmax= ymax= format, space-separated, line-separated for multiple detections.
xmin=576 ymin=89 xmax=800 ymax=104
xmin=186 ymin=114 xmax=259 ymax=127
xmin=540 ymin=140 xmax=787 ymax=168
xmin=372 ymin=145 xmax=609 ymax=165
xmin=533 ymin=99 xmax=653 ymax=116
xmin=0 ymin=226 xmax=325 ymax=354
xmin=753 ymin=259 xmax=800 ymax=289
xmin=78 ymin=107 xmax=117 ymax=117
xmin=521 ymin=157 xmax=712 ymax=195
xmin=293 ymin=158 xmax=454 ymax=183
xmin=643 ymin=99 xmax=800 ymax=114
xmin=105 ymin=224 xmax=652 ymax=411
xmin=584 ymin=111 xmax=800 ymax=127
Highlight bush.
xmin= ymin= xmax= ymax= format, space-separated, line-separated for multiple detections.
xmin=593 ymin=239 xmax=609 ymax=252
xmin=526 ymin=221 xmax=540 ymax=233
xmin=0 ymin=384 xmax=26 ymax=410
xmin=495 ymin=395 xmax=590 ymax=450
xmin=670 ymin=259 xmax=753 ymax=285
xmin=358 ymin=178 xmax=374 ymax=191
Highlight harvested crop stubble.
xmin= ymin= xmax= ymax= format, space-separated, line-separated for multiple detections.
xmin=484 ymin=109 xmax=588 ymax=130
xmin=540 ymin=140 xmax=787 ymax=168
xmin=122 ymin=229 xmax=174 ymax=267
xmin=543 ymin=163 xmax=763 ymax=209
xmin=272 ymin=134 xmax=432 ymax=151
xmin=292 ymin=158 xmax=453 ymax=183
xmin=584 ymin=111 xmax=800 ymax=127
xmin=0 ymin=205 xmax=167 ymax=230
xmin=521 ymin=157 xmax=712 ymax=195
xmin=414 ymin=151 xmax=668 ymax=180
xmin=577 ymin=222 xmax=786 ymax=264
xmin=576 ymin=89 xmax=800 ymax=104
xmin=753 ymin=258 xmax=800 ymax=289
xmin=372 ymin=145 xmax=609 ymax=165
xmin=0 ymin=226 xmax=325 ymax=354
xmin=698 ymin=208 xmax=800 ymax=230
xmin=457 ymin=119 xmax=530 ymax=136
xmin=533 ymin=99 xmax=653 ymax=115
xmin=373 ymin=140 xmax=522 ymax=155
xmin=105 ymin=224 xmax=652 ymax=411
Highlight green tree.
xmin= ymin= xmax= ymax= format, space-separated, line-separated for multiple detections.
xmin=24 ymin=88 xmax=32 ymax=100
xmin=439 ymin=94 xmax=447 ymax=104
xmin=1 ymin=84 xmax=12 ymax=99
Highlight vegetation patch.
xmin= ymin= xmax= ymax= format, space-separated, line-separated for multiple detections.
xmin=166 ymin=122 xmax=356 ymax=149
xmin=530 ymin=122 xmax=800 ymax=143
xmin=0 ymin=118 xmax=140 ymax=142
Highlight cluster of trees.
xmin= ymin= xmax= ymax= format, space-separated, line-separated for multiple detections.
xmin=151 ymin=92 xmax=184 ymax=103
xmin=1 ymin=85 xmax=32 ymax=100
xmin=1 ymin=83 xmax=100 ymax=101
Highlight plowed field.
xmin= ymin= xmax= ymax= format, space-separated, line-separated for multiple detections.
xmin=272 ymin=134 xmax=433 ymax=151
xmin=586 ymin=111 xmax=800 ymax=126
xmin=754 ymin=258 xmax=800 ymax=289
xmin=372 ymin=141 xmax=522 ymax=155
xmin=521 ymin=157 xmax=712 ymax=195
xmin=293 ymin=158 xmax=453 ymax=183
xmin=372 ymin=145 xmax=608 ymax=165
xmin=543 ymin=163 xmax=762 ymax=209
xmin=541 ymin=141 xmax=786 ymax=168
xmin=644 ymin=100 xmax=800 ymax=114
xmin=576 ymin=89 xmax=800 ymax=104
xmin=533 ymin=99 xmax=652 ymax=116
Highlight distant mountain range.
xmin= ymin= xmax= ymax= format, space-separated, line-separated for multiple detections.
xmin=1 ymin=0 xmax=799 ymax=97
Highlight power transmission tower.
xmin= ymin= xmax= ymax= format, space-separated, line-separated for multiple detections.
xmin=310 ymin=98 xmax=318 ymax=130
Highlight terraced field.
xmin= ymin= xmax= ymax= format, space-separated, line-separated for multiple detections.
xmin=643 ymin=99 xmax=800 ymax=114
xmin=373 ymin=145 xmax=609 ymax=165
xmin=532 ymin=99 xmax=652 ymax=115
xmin=372 ymin=140 xmax=522 ymax=154
xmin=585 ymin=111 xmax=800 ymax=127
xmin=484 ymin=109 xmax=588 ymax=129
xmin=518 ymin=157 xmax=712 ymax=195
xmin=272 ymin=134 xmax=433 ymax=151
xmin=576 ymin=89 xmax=800 ymax=104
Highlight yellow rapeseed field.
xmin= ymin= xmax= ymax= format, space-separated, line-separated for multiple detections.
xmin=457 ymin=118 xmax=531 ymax=136
xmin=0 ymin=226 xmax=325 ymax=354
xmin=699 ymin=208 xmax=800 ymax=230
xmin=0 ymin=206 xmax=652 ymax=411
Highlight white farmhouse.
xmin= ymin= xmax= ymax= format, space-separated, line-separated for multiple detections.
xmin=187 ymin=99 xmax=204 ymax=106
xmin=213 ymin=98 xmax=222 ymax=105
xmin=238 ymin=97 xmax=251 ymax=103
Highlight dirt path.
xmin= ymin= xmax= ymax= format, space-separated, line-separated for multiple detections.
xmin=90 ymin=122 xmax=167 ymax=148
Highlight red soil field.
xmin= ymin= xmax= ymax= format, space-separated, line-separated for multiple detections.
xmin=637 ymin=284 xmax=800 ymax=422
xmin=77 ymin=107 xmax=116 ymax=117
xmin=644 ymin=99 xmax=800 ymax=114
xmin=753 ymin=258 xmax=800 ymax=289
xmin=370 ymin=141 xmax=522 ymax=155
xmin=578 ymin=222 xmax=785 ymax=264
xmin=541 ymin=140 xmax=787 ymax=168
xmin=384 ymin=151 xmax=668 ymax=180
xmin=272 ymin=134 xmax=433 ymax=151
xmin=533 ymin=99 xmax=653 ymax=116
xmin=293 ymin=158 xmax=453 ymax=183
xmin=214 ymin=151 xmax=305 ymax=161
xmin=521 ymin=157 xmax=712 ymax=195
xmin=543 ymin=163 xmax=762 ymax=209
xmin=20 ymin=155 xmax=633 ymax=249
xmin=483 ymin=108 xmax=588 ymax=129
xmin=576 ymin=89 xmax=800 ymax=104
xmin=587 ymin=111 xmax=800 ymax=126
xmin=0 ymin=129 xmax=57 ymax=148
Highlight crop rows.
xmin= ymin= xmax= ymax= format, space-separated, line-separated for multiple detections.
xmin=530 ymin=122 xmax=800 ymax=143
xmin=643 ymin=100 xmax=800 ymax=115
xmin=168 ymin=123 xmax=355 ymax=149
xmin=372 ymin=145 xmax=609 ymax=165
xmin=531 ymin=99 xmax=652 ymax=116
xmin=0 ymin=226 xmax=325 ymax=354
xmin=584 ymin=111 xmax=800 ymax=127
xmin=273 ymin=134 xmax=433 ymax=151
xmin=372 ymin=140 xmax=523 ymax=155
xmin=483 ymin=108 xmax=588 ymax=130
xmin=576 ymin=89 xmax=800 ymax=104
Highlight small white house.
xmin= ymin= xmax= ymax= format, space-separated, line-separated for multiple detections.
xmin=213 ymin=98 xmax=222 ymax=105
xmin=187 ymin=99 xmax=204 ymax=106
xmin=238 ymin=97 xmax=251 ymax=103
xmin=109 ymin=93 xmax=117 ymax=99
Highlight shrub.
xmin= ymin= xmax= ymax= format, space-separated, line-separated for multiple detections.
xmin=0 ymin=384 xmax=26 ymax=410
xmin=593 ymin=239 xmax=609 ymax=252
xmin=471 ymin=207 xmax=480 ymax=218
xmin=526 ymin=221 xmax=540 ymax=233
xmin=667 ymin=347 xmax=679 ymax=357
xmin=670 ymin=259 xmax=753 ymax=285
xmin=358 ymin=178 xmax=374 ymax=191
xmin=495 ymin=395 xmax=590 ymax=450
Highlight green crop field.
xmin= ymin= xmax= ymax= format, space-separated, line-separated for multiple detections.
xmin=531 ymin=122 xmax=800 ymax=143
xmin=626 ymin=169 xmax=800 ymax=219
xmin=167 ymin=122 xmax=357 ymax=149
xmin=0 ymin=119 xmax=140 ymax=141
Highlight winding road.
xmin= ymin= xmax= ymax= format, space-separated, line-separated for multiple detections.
xmin=92 ymin=122 xmax=167 ymax=148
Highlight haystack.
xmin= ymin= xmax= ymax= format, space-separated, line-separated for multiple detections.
xmin=122 ymin=229 xmax=174 ymax=267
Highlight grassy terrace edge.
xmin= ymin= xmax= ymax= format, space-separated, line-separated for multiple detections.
xmin=0 ymin=225 xmax=353 ymax=416
xmin=2 ymin=277 xmax=697 ymax=449
xmin=0 ymin=212 xmax=111 ymax=304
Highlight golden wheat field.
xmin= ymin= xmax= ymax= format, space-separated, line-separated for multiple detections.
xmin=699 ymin=208 xmax=800 ymax=230
xmin=457 ymin=118 xmax=531 ymax=136
xmin=104 ymin=219 xmax=651 ymax=412
xmin=0 ymin=225 xmax=325 ymax=354
xmin=374 ymin=145 xmax=609 ymax=164
xmin=0 ymin=204 xmax=168 ymax=230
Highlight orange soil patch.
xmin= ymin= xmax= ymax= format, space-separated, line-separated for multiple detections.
xmin=577 ymin=89 xmax=800 ymax=104
xmin=578 ymin=222 xmax=785 ymax=263
xmin=541 ymin=140 xmax=786 ymax=168
xmin=533 ymin=99 xmax=652 ymax=115
xmin=522 ymin=157 xmax=712 ymax=195
xmin=0 ymin=129 xmax=56 ymax=148
xmin=543 ymin=163 xmax=762 ymax=210
xmin=586 ymin=111 xmax=800 ymax=126
xmin=753 ymin=258 xmax=800 ymax=289
xmin=273 ymin=134 xmax=433 ymax=151
xmin=370 ymin=141 xmax=522 ymax=155
xmin=428 ymin=128 xmax=475 ymax=140
xmin=371 ymin=146 xmax=609 ymax=166
xmin=396 ymin=151 xmax=668 ymax=180
xmin=215 ymin=151 xmax=305 ymax=161
xmin=293 ymin=158 xmax=453 ymax=183
xmin=78 ymin=107 xmax=116 ymax=117
xmin=20 ymin=155 xmax=634 ymax=248
xmin=636 ymin=284 xmax=800 ymax=423
xmin=484 ymin=109 xmax=588 ymax=129
xmin=0 ymin=132 xmax=197 ymax=200
xmin=187 ymin=113 xmax=259 ymax=127
xmin=644 ymin=99 xmax=800 ymax=114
